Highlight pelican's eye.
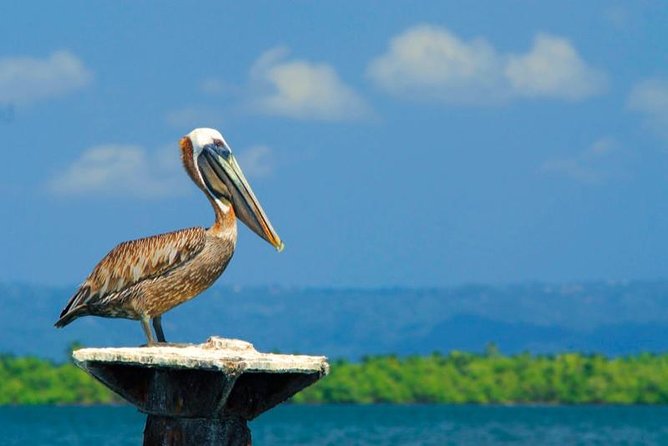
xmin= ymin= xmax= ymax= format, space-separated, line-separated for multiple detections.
xmin=210 ymin=139 xmax=231 ymax=158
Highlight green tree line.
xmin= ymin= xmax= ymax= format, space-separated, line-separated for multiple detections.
xmin=297 ymin=348 xmax=668 ymax=404
xmin=0 ymin=354 xmax=118 ymax=405
xmin=4 ymin=348 xmax=668 ymax=405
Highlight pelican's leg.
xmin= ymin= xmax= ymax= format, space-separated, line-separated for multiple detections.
xmin=152 ymin=316 xmax=166 ymax=343
xmin=141 ymin=316 xmax=156 ymax=346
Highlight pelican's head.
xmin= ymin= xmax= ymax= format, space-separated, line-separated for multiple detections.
xmin=180 ymin=128 xmax=284 ymax=252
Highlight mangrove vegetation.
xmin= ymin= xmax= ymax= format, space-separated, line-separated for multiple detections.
xmin=3 ymin=348 xmax=668 ymax=405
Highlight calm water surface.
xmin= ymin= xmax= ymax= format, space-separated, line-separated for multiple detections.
xmin=1 ymin=405 xmax=667 ymax=445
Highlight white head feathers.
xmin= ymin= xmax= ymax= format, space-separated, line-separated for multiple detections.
xmin=187 ymin=128 xmax=231 ymax=157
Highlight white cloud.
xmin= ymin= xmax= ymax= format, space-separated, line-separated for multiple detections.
xmin=505 ymin=34 xmax=607 ymax=100
xmin=367 ymin=25 xmax=606 ymax=104
xmin=367 ymin=25 xmax=505 ymax=104
xmin=48 ymin=144 xmax=187 ymax=199
xmin=628 ymin=78 xmax=668 ymax=141
xmin=248 ymin=47 xmax=372 ymax=121
xmin=236 ymin=145 xmax=274 ymax=178
xmin=0 ymin=50 xmax=91 ymax=105
xmin=541 ymin=138 xmax=622 ymax=183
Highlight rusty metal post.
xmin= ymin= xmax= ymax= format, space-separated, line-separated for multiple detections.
xmin=73 ymin=337 xmax=329 ymax=445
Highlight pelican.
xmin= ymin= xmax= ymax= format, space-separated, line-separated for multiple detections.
xmin=55 ymin=128 xmax=283 ymax=345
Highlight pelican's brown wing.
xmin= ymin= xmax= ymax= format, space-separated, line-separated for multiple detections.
xmin=55 ymin=227 xmax=206 ymax=327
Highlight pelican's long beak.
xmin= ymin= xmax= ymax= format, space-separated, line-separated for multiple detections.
xmin=198 ymin=144 xmax=284 ymax=251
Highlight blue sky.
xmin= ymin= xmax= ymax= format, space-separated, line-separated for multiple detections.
xmin=1 ymin=1 xmax=667 ymax=287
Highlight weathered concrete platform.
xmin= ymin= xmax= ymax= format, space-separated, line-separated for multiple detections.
xmin=73 ymin=337 xmax=329 ymax=445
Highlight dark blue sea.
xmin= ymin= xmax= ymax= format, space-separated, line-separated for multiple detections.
xmin=2 ymin=404 xmax=667 ymax=445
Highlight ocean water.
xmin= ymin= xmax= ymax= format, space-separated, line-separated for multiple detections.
xmin=1 ymin=404 xmax=668 ymax=445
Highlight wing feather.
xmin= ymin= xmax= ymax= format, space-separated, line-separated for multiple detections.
xmin=56 ymin=227 xmax=206 ymax=324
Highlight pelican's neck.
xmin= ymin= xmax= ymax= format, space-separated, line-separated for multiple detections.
xmin=206 ymin=193 xmax=237 ymax=241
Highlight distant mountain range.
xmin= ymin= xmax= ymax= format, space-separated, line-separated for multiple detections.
xmin=3 ymin=281 xmax=668 ymax=361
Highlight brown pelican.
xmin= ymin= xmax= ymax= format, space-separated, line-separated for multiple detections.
xmin=55 ymin=128 xmax=283 ymax=345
